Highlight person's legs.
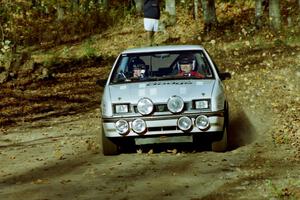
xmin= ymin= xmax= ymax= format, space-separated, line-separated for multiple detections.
xmin=148 ymin=31 xmax=154 ymax=46
xmin=144 ymin=18 xmax=159 ymax=46
xmin=151 ymin=19 xmax=159 ymax=46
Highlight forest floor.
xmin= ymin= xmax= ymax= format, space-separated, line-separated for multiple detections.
xmin=1 ymin=8 xmax=300 ymax=200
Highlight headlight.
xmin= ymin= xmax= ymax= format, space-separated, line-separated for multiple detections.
xmin=195 ymin=115 xmax=210 ymax=130
xmin=115 ymin=104 xmax=129 ymax=113
xmin=115 ymin=120 xmax=129 ymax=135
xmin=137 ymin=98 xmax=154 ymax=115
xmin=132 ymin=118 xmax=146 ymax=134
xmin=177 ymin=116 xmax=192 ymax=131
xmin=167 ymin=96 xmax=184 ymax=113
xmin=194 ymin=100 xmax=209 ymax=109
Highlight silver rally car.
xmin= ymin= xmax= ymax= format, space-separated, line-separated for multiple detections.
xmin=101 ymin=45 xmax=231 ymax=155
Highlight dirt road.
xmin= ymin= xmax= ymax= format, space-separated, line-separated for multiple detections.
xmin=1 ymin=61 xmax=299 ymax=200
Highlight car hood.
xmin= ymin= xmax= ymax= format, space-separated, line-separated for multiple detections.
xmin=108 ymin=79 xmax=216 ymax=104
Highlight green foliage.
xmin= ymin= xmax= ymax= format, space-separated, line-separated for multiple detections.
xmin=0 ymin=40 xmax=13 ymax=69
xmin=62 ymin=47 xmax=70 ymax=58
xmin=273 ymin=38 xmax=286 ymax=47
xmin=0 ymin=40 xmax=11 ymax=54
xmin=83 ymin=39 xmax=96 ymax=58
xmin=0 ymin=0 xmax=124 ymax=48
xmin=265 ymin=179 xmax=299 ymax=199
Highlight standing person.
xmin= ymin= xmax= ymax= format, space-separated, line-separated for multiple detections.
xmin=143 ymin=0 xmax=160 ymax=46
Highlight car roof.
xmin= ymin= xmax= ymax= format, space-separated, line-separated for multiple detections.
xmin=122 ymin=45 xmax=205 ymax=54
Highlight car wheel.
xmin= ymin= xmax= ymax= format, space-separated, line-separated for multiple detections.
xmin=101 ymin=127 xmax=119 ymax=155
xmin=212 ymin=104 xmax=229 ymax=152
xmin=211 ymin=126 xmax=228 ymax=152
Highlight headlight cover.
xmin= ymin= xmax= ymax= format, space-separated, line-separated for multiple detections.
xmin=167 ymin=96 xmax=184 ymax=113
xmin=115 ymin=120 xmax=129 ymax=135
xmin=132 ymin=118 xmax=146 ymax=134
xmin=194 ymin=100 xmax=209 ymax=109
xmin=177 ymin=116 xmax=192 ymax=131
xmin=195 ymin=115 xmax=210 ymax=130
xmin=115 ymin=104 xmax=129 ymax=113
xmin=137 ymin=98 xmax=154 ymax=115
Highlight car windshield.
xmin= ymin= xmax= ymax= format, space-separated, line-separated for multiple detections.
xmin=110 ymin=50 xmax=214 ymax=84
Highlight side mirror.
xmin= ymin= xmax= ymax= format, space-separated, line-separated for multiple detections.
xmin=219 ymin=72 xmax=231 ymax=81
xmin=96 ymin=79 xmax=107 ymax=86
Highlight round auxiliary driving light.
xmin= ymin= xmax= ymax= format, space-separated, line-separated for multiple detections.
xmin=115 ymin=120 xmax=129 ymax=135
xmin=195 ymin=115 xmax=210 ymax=130
xmin=167 ymin=96 xmax=184 ymax=113
xmin=178 ymin=116 xmax=192 ymax=131
xmin=137 ymin=98 xmax=154 ymax=115
xmin=132 ymin=118 xmax=146 ymax=134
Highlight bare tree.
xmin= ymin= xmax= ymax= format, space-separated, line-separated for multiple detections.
xmin=100 ymin=0 xmax=108 ymax=8
xmin=165 ymin=0 xmax=176 ymax=25
xmin=255 ymin=0 xmax=263 ymax=28
xmin=200 ymin=0 xmax=217 ymax=33
xmin=56 ymin=3 xmax=64 ymax=21
xmin=194 ymin=0 xmax=199 ymax=20
xmin=134 ymin=0 xmax=143 ymax=13
xmin=269 ymin=0 xmax=281 ymax=31
xmin=71 ymin=0 xmax=79 ymax=11
xmin=93 ymin=0 xmax=109 ymax=10
xmin=165 ymin=0 xmax=176 ymax=15
xmin=0 ymin=24 xmax=4 ymax=43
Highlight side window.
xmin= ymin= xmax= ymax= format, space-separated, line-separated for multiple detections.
xmin=111 ymin=56 xmax=129 ymax=82
xmin=119 ymin=57 xmax=129 ymax=73
xmin=195 ymin=53 xmax=213 ymax=78
xmin=211 ymin=59 xmax=220 ymax=76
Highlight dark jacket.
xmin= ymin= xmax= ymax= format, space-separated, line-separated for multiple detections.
xmin=143 ymin=0 xmax=160 ymax=19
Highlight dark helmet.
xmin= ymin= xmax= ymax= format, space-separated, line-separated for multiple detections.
xmin=130 ymin=57 xmax=145 ymax=68
xmin=179 ymin=55 xmax=194 ymax=64
xmin=128 ymin=57 xmax=146 ymax=76
xmin=178 ymin=54 xmax=196 ymax=70
xmin=133 ymin=62 xmax=146 ymax=69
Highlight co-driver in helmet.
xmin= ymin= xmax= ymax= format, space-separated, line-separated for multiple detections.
xmin=177 ymin=55 xmax=204 ymax=78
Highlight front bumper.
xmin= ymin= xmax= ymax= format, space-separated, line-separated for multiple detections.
xmin=102 ymin=111 xmax=225 ymax=138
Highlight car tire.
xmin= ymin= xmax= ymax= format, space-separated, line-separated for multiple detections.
xmin=211 ymin=104 xmax=229 ymax=152
xmin=211 ymin=126 xmax=228 ymax=152
xmin=101 ymin=127 xmax=119 ymax=155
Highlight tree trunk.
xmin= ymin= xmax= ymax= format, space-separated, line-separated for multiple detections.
xmin=194 ymin=0 xmax=199 ymax=20
xmin=166 ymin=0 xmax=176 ymax=15
xmin=200 ymin=0 xmax=217 ymax=32
xmin=31 ymin=0 xmax=38 ymax=7
xmin=101 ymin=0 xmax=108 ymax=8
xmin=71 ymin=0 xmax=79 ymax=12
xmin=165 ymin=0 xmax=176 ymax=25
xmin=94 ymin=0 xmax=108 ymax=9
xmin=269 ymin=0 xmax=281 ymax=31
xmin=56 ymin=4 xmax=64 ymax=21
xmin=255 ymin=0 xmax=263 ymax=28
xmin=0 ymin=24 xmax=4 ymax=43
xmin=134 ymin=0 xmax=143 ymax=13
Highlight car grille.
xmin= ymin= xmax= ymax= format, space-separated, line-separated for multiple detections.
xmin=148 ymin=126 xmax=178 ymax=132
xmin=134 ymin=103 xmax=189 ymax=113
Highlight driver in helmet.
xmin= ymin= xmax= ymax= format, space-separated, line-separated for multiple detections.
xmin=133 ymin=63 xmax=147 ymax=79
xmin=177 ymin=56 xmax=204 ymax=78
